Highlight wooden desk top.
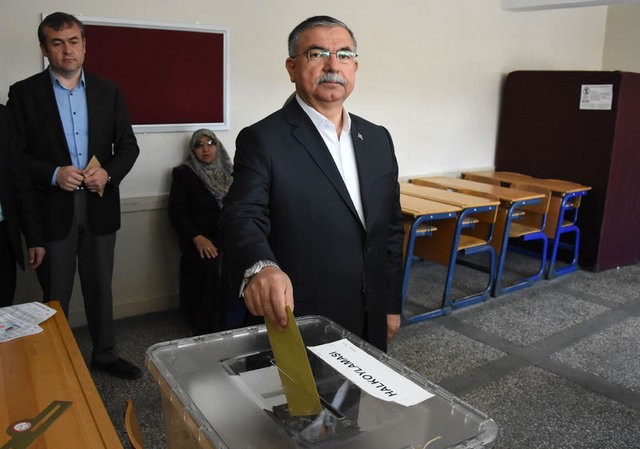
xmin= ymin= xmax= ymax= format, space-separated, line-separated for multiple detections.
xmin=412 ymin=176 xmax=544 ymax=204
xmin=462 ymin=171 xmax=591 ymax=195
xmin=0 ymin=301 xmax=124 ymax=449
xmin=401 ymin=182 xmax=499 ymax=208
xmin=400 ymin=193 xmax=461 ymax=218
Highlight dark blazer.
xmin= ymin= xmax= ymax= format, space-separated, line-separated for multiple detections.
xmin=169 ymin=164 xmax=222 ymax=250
xmin=0 ymin=104 xmax=43 ymax=269
xmin=7 ymin=70 xmax=139 ymax=240
xmin=221 ymin=99 xmax=404 ymax=351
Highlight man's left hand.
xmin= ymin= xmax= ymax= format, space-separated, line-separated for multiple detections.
xmin=387 ymin=313 xmax=401 ymax=342
xmin=27 ymin=247 xmax=45 ymax=269
xmin=83 ymin=166 xmax=109 ymax=193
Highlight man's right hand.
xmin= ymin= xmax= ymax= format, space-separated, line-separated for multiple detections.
xmin=56 ymin=165 xmax=85 ymax=191
xmin=243 ymin=266 xmax=294 ymax=330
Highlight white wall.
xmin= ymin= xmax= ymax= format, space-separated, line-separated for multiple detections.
xmin=2 ymin=0 xmax=618 ymax=323
xmin=603 ymin=3 xmax=640 ymax=71
xmin=1 ymin=1 xmax=610 ymax=188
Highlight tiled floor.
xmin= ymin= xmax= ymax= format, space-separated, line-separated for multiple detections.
xmin=73 ymin=259 xmax=640 ymax=448
xmin=390 ymin=260 xmax=640 ymax=448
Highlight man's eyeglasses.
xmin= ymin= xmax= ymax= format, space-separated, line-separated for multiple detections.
xmin=297 ymin=48 xmax=358 ymax=64
xmin=194 ymin=139 xmax=215 ymax=149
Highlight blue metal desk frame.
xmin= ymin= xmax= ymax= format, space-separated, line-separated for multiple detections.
xmin=492 ymin=197 xmax=545 ymax=297
xmin=461 ymin=171 xmax=590 ymax=281
xmin=402 ymin=205 xmax=497 ymax=324
xmin=546 ymin=190 xmax=589 ymax=279
xmin=411 ymin=176 xmax=546 ymax=298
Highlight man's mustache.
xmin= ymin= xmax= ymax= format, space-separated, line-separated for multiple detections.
xmin=316 ymin=73 xmax=346 ymax=86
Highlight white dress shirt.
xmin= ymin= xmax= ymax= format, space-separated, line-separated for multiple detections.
xmin=295 ymin=95 xmax=365 ymax=226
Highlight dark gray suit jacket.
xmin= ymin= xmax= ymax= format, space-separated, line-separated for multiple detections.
xmin=221 ymin=99 xmax=404 ymax=351
xmin=0 ymin=104 xmax=43 ymax=269
xmin=7 ymin=70 xmax=139 ymax=240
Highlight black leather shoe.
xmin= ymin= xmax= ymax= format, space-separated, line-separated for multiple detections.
xmin=91 ymin=357 xmax=142 ymax=380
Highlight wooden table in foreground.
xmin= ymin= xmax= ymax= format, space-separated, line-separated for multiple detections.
xmin=0 ymin=301 xmax=124 ymax=449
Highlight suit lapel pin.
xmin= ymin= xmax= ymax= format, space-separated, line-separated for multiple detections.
xmin=357 ymin=132 xmax=364 ymax=141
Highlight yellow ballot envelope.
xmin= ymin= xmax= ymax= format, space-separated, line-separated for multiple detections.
xmin=265 ymin=306 xmax=323 ymax=416
xmin=85 ymin=155 xmax=104 ymax=197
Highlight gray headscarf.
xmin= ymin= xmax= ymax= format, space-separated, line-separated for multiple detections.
xmin=184 ymin=129 xmax=233 ymax=208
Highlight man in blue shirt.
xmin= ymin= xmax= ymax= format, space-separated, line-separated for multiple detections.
xmin=8 ymin=12 xmax=141 ymax=379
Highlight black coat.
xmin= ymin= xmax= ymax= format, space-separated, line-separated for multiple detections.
xmin=169 ymin=164 xmax=222 ymax=250
xmin=7 ymin=70 xmax=139 ymax=240
xmin=221 ymin=99 xmax=404 ymax=351
xmin=0 ymin=104 xmax=42 ymax=269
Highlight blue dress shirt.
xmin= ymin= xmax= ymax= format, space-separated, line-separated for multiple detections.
xmin=50 ymin=68 xmax=89 ymax=185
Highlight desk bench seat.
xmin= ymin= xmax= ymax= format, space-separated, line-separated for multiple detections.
xmin=400 ymin=186 xmax=497 ymax=322
xmin=462 ymin=170 xmax=591 ymax=279
xmin=458 ymin=234 xmax=490 ymax=250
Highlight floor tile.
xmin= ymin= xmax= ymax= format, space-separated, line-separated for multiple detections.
xmin=389 ymin=322 xmax=505 ymax=383
xmin=456 ymin=285 xmax=609 ymax=346
xmin=461 ymin=366 xmax=640 ymax=449
xmin=563 ymin=265 xmax=640 ymax=304
xmin=551 ymin=316 xmax=640 ymax=393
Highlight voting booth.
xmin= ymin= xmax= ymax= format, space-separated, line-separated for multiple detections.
xmin=146 ymin=316 xmax=497 ymax=448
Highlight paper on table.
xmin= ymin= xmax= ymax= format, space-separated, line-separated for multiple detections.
xmin=0 ymin=302 xmax=56 ymax=343
xmin=85 ymin=155 xmax=104 ymax=197
xmin=265 ymin=306 xmax=323 ymax=416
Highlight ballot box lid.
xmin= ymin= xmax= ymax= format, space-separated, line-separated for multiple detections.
xmin=146 ymin=315 xmax=497 ymax=449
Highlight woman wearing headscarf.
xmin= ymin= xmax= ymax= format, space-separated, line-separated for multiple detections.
xmin=169 ymin=129 xmax=233 ymax=334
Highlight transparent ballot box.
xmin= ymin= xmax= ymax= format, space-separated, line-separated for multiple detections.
xmin=146 ymin=316 xmax=497 ymax=449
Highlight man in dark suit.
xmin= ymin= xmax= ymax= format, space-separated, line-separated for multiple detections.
xmin=221 ymin=16 xmax=404 ymax=351
xmin=8 ymin=12 xmax=141 ymax=378
xmin=0 ymin=104 xmax=45 ymax=304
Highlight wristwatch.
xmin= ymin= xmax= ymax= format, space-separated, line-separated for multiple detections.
xmin=239 ymin=259 xmax=280 ymax=298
